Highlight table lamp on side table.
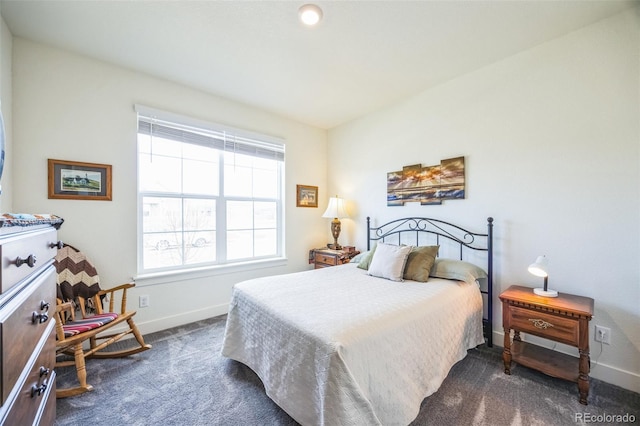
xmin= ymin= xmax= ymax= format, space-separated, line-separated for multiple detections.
xmin=528 ymin=255 xmax=558 ymax=297
xmin=322 ymin=196 xmax=349 ymax=250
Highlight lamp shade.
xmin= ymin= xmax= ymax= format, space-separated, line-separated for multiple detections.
xmin=528 ymin=255 xmax=557 ymax=297
xmin=322 ymin=197 xmax=349 ymax=219
xmin=528 ymin=255 xmax=548 ymax=277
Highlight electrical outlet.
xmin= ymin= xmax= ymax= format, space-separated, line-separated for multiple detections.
xmin=139 ymin=295 xmax=150 ymax=308
xmin=595 ymin=325 xmax=611 ymax=345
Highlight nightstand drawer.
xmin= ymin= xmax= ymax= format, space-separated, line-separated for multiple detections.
xmin=314 ymin=252 xmax=338 ymax=266
xmin=510 ymin=306 xmax=579 ymax=346
xmin=310 ymin=248 xmax=360 ymax=269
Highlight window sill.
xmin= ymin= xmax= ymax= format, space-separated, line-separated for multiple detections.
xmin=134 ymin=257 xmax=288 ymax=287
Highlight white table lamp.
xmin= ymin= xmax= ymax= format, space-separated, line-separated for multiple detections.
xmin=528 ymin=255 xmax=558 ymax=297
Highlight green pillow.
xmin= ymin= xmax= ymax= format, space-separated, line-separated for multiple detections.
xmin=430 ymin=258 xmax=488 ymax=284
xmin=403 ymin=245 xmax=439 ymax=282
xmin=356 ymin=246 xmax=377 ymax=270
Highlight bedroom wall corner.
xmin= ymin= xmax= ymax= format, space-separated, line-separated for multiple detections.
xmin=327 ymin=8 xmax=640 ymax=393
xmin=10 ymin=37 xmax=329 ymax=335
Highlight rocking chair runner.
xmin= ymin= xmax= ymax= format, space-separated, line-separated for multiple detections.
xmin=54 ymin=244 xmax=151 ymax=398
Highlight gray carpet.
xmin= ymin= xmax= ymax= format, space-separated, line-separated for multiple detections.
xmin=55 ymin=315 xmax=639 ymax=426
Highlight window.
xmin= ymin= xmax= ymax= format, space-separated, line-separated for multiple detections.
xmin=136 ymin=106 xmax=284 ymax=274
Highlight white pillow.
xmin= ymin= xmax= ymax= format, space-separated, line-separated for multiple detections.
xmin=367 ymin=242 xmax=413 ymax=281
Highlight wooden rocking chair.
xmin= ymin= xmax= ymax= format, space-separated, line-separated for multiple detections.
xmin=54 ymin=244 xmax=151 ymax=398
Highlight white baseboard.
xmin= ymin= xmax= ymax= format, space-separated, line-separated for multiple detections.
xmin=105 ymin=303 xmax=229 ymax=344
xmin=136 ymin=303 xmax=230 ymax=336
xmin=492 ymin=330 xmax=640 ymax=394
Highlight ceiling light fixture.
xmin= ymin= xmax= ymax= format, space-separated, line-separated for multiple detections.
xmin=299 ymin=4 xmax=323 ymax=26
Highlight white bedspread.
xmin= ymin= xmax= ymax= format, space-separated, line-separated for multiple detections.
xmin=222 ymin=263 xmax=484 ymax=426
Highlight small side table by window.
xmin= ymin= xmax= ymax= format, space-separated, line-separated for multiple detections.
xmin=309 ymin=247 xmax=360 ymax=269
xmin=500 ymin=285 xmax=594 ymax=405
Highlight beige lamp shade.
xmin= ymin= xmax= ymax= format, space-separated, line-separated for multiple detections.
xmin=322 ymin=197 xmax=349 ymax=219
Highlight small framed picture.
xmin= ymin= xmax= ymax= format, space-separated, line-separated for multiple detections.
xmin=48 ymin=159 xmax=112 ymax=201
xmin=296 ymin=185 xmax=318 ymax=208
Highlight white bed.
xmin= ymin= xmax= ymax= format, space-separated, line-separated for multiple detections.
xmin=222 ymin=216 xmax=494 ymax=425
xmin=222 ymin=263 xmax=485 ymax=425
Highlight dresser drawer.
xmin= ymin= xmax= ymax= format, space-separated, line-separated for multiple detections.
xmin=38 ymin=380 xmax=57 ymax=426
xmin=314 ymin=252 xmax=338 ymax=266
xmin=0 ymin=228 xmax=58 ymax=294
xmin=1 ymin=322 xmax=56 ymax=426
xmin=0 ymin=265 xmax=56 ymax=406
xmin=509 ymin=306 xmax=579 ymax=346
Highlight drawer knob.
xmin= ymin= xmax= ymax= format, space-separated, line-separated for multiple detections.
xmin=529 ymin=318 xmax=554 ymax=329
xmin=32 ymin=311 xmax=49 ymax=324
xmin=31 ymin=381 xmax=48 ymax=398
xmin=39 ymin=366 xmax=51 ymax=378
xmin=15 ymin=254 xmax=37 ymax=268
xmin=40 ymin=301 xmax=50 ymax=312
xmin=50 ymin=240 xmax=64 ymax=249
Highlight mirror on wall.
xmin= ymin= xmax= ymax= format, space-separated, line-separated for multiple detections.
xmin=0 ymin=108 xmax=4 ymax=194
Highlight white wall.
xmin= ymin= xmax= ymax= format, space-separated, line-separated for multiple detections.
xmin=11 ymin=38 xmax=328 ymax=333
xmin=5 ymin=7 xmax=638 ymax=393
xmin=329 ymin=9 xmax=640 ymax=392
xmin=0 ymin=14 xmax=12 ymax=213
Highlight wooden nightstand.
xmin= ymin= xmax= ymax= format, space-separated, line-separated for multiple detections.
xmin=309 ymin=248 xmax=360 ymax=269
xmin=500 ymin=285 xmax=594 ymax=405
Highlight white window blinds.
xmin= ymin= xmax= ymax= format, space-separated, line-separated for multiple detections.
xmin=135 ymin=105 xmax=284 ymax=162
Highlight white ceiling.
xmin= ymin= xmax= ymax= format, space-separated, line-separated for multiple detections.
xmin=0 ymin=0 xmax=636 ymax=129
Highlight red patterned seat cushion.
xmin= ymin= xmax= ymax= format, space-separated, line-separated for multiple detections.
xmin=62 ymin=312 xmax=119 ymax=338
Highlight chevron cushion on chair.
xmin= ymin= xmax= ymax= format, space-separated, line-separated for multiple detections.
xmin=55 ymin=244 xmax=103 ymax=309
xmin=62 ymin=312 xmax=119 ymax=337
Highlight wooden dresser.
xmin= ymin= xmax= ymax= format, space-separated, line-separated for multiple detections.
xmin=0 ymin=222 xmax=61 ymax=425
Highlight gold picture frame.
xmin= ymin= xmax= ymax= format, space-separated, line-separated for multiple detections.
xmin=296 ymin=185 xmax=318 ymax=208
xmin=48 ymin=159 xmax=112 ymax=201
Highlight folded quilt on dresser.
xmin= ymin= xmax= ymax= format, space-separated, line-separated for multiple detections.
xmin=222 ymin=263 xmax=484 ymax=426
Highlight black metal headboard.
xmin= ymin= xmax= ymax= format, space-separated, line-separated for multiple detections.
xmin=367 ymin=216 xmax=494 ymax=347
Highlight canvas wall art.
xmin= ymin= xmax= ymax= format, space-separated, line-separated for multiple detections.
xmin=387 ymin=156 xmax=465 ymax=206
